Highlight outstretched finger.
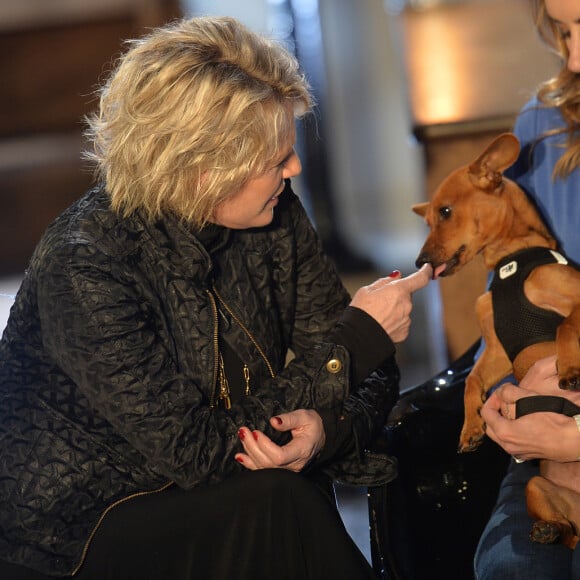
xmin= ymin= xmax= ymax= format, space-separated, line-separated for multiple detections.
xmin=397 ymin=264 xmax=433 ymax=293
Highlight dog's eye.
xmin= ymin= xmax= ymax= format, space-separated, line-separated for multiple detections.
xmin=438 ymin=206 xmax=452 ymax=220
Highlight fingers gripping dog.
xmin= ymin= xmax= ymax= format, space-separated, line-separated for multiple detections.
xmin=413 ymin=133 xmax=580 ymax=548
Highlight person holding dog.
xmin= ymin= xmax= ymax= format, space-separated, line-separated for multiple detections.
xmin=475 ymin=0 xmax=580 ymax=578
xmin=0 ymin=15 xmax=432 ymax=580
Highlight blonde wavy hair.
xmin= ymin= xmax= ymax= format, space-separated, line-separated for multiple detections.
xmin=84 ymin=16 xmax=313 ymax=226
xmin=530 ymin=0 xmax=580 ymax=178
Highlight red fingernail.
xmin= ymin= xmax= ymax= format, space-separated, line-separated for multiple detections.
xmin=273 ymin=416 xmax=283 ymax=425
xmin=389 ymin=270 xmax=400 ymax=278
xmin=252 ymin=431 xmax=259 ymax=441
xmin=238 ymin=428 xmax=245 ymax=441
xmin=236 ymin=456 xmax=244 ymax=464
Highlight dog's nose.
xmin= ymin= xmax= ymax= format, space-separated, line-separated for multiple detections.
xmin=415 ymin=253 xmax=431 ymax=269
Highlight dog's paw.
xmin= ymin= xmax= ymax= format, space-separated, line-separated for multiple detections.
xmin=559 ymin=369 xmax=580 ymax=391
xmin=530 ymin=520 xmax=562 ymax=544
xmin=458 ymin=439 xmax=483 ymax=453
xmin=458 ymin=428 xmax=485 ymax=453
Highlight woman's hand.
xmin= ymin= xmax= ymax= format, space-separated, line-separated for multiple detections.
xmin=349 ymin=264 xmax=432 ymax=343
xmin=235 ymin=409 xmax=325 ymax=472
xmin=481 ymin=356 xmax=580 ymax=462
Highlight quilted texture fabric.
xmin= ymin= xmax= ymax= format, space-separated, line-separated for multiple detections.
xmin=0 ymin=181 xmax=398 ymax=575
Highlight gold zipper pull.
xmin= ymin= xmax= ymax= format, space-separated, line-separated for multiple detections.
xmin=243 ymin=364 xmax=251 ymax=396
xmin=220 ymin=389 xmax=232 ymax=410
xmin=218 ymin=353 xmax=232 ymax=410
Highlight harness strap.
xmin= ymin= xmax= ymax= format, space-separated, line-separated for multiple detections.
xmin=516 ymin=395 xmax=580 ymax=418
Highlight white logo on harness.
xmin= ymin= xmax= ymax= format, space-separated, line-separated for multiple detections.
xmin=550 ymin=250 xmax=568 ymax=265
xmin=499 ymin=251 xmax=567 ymax=280
xmin=499 ymin=260 xmax=517 ymax=279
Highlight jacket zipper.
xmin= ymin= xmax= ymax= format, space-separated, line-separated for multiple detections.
xmin=72 ymin=481 xmax=174 ymax=576
xmin=211 ymin=283 xmax=276 ymax=379
xmin=206 ymin=289 xmax=221 ymax=409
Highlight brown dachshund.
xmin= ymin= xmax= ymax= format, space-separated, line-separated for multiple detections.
xmin=413 ymin=132 xmax=580 ymax=548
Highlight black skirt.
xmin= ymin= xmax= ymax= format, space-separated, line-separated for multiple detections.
xmin=1 ymin=469 xmax=377 ymax=579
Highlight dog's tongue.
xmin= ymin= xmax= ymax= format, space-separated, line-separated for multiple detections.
xmin=433 ymin=263 xmax=447 ymax=280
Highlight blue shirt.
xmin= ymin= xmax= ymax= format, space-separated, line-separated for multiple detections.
xmin=506 ymin=96 xmax=580 ymax=264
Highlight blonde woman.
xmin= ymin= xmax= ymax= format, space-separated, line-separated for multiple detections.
xmin=475 ymin=1 xmax=580 ymax=578
xmin=0 ymin=16 xmax=431 ymax=579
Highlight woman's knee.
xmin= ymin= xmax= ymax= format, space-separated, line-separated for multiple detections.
xmin=240 ymin=468 xmax=312 ymax=497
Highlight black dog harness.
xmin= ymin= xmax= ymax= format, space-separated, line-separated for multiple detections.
xmin=490 ymin=247 xmax=567 ymax=362
xmin=516 ymin=394 xmax=580 ymax=419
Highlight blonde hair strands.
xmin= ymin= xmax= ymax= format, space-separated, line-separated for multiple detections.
xmin=84 ymin=16 xmax=313 ymax=226
xmin=530 ymin=0 xmax=580 ymax=179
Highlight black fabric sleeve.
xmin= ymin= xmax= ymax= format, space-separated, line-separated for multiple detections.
xmin=312 ymin=308 xmax=396 ymax=466
xmin=328 ymin=306 xmax=395 ymax=386
xmin=312 ymin=409 xmax=354 ymax=467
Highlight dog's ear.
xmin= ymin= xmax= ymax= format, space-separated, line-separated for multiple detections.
xmin=412 ymin=202 xmax=429 ymax=217
xmin=468 ymin=133 xmax=521 ymax=192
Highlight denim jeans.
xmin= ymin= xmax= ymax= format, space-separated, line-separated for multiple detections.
xmin=474 ymin=459 xmax=580 ymax=579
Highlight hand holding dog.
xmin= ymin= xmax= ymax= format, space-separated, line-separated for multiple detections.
xmin=349 ymin=263 xmax=432 ymax=343
xmin=482 ymin=356 xmax=580 ymax=462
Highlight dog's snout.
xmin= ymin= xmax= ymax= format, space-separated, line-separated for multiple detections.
xmin=415 ymin=253 xmax=431 ymax=269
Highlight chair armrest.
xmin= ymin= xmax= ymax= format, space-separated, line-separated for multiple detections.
xmin=388 ymin=339 xmax=480 ymax=426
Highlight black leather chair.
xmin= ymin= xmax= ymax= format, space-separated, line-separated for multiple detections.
xmin=368 ymin=341 xmax=510 ymax=580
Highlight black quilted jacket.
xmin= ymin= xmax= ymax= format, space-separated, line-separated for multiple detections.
xmin=0 ymin=181 xmax=398 ymax=576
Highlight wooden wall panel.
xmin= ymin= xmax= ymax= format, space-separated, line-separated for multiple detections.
xmin=0 ymin=1 xmax=182 ymax=275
